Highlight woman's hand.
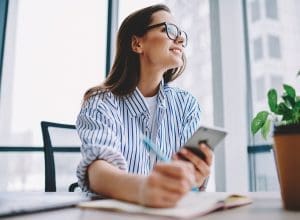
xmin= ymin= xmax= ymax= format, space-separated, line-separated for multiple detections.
xmin=174 ymin=143 xmax=213 ymax=187
xmin=138 ymin=160 xmax=196 ymax=208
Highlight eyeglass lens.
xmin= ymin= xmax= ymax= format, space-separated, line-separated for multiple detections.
xmin=166 ymin=24 xmax=187 ymax=47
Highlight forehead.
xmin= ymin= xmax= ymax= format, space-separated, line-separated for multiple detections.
xmin=149 ymin=10 xmax=175 ymax=25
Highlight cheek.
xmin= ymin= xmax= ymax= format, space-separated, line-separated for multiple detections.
xmin=145 ymin=35 xmax=170 ymax=53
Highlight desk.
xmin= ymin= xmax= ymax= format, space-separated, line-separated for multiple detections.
xmin=3 ymin=192 xmax=300 ymax=220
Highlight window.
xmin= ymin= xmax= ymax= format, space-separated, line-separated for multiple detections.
xmin=249 ymin=149 xmax=279 ymax=191
xmin=265 ymin=0 xmax=278 ymax=20
xmin=250 ymin=0 xmax=261 ymax=22
xmin=0 ymin=0 xmax=108 ymax=191
xmin=255 ymin=76 xmax=265 ymax=101
xmin=0 ymin=0 xmax=107 ymax=146
xmin=267 ymin=35 xmax=281 ymax=58
xmin=246 ymin=0 xmax=300 ymax=191
xmin=253 ymin=37 xmax=263 ymax=60
xmin=0 ymin=0 xmax=8 ymax=88
xmin=270 ymin=74 xmax=282 ymax=92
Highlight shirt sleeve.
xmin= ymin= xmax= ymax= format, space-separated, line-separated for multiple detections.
xmin=179 ymin=93 xmax=201 ymax=147
xmin=76 ymin=95 xmax=128 ymax=192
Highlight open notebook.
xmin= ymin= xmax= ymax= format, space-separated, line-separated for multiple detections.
xmin=78 ymin=192 xmax=252 ymax=219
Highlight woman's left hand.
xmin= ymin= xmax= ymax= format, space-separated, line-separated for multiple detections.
xmin=173 ymin=143 xmax=213 ymax=187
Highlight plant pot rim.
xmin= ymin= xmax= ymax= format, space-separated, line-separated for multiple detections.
xmin=273 ymin=123 xmax=300 ymax=135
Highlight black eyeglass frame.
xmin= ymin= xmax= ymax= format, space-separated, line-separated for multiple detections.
xmin=145 ymin=22 xmax=188 ymax=47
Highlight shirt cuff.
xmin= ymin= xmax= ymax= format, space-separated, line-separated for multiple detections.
xmin=76 ymin=145 xmax=128 ymax=192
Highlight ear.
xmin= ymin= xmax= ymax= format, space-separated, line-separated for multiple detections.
xmin=131 ymin=36 xmax=143 ymax=53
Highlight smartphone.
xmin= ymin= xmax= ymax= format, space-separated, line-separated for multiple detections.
xmin=179 ymin=126 xmax=227 ymax=160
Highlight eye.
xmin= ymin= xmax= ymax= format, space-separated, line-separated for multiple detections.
xmin=167 ymin=26 xmax=176 ymax=34
xmin=161 ymin=27 xmax=167 ymax=32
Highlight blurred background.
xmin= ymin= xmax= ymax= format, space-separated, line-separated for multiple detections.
xmin=0 ymin=0 xmax=299 ymax=192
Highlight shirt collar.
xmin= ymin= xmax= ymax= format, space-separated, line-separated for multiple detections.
xmin=124 ymin=80 xmax=166 ymax=117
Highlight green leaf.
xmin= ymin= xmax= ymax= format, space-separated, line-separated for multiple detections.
xmin=283 ymin=84 xmax=296 ymax=99
xmin=277 ymin=102 xmax=290 ymax=115
xmin=296 ymin=100 xmax=300 ymax=108
xmin=268 ymin=89 xmax=278 ymax=113
xmin=251 ymin=111 xmax=269 ymax=134
xmin=261 ymin=119 xmax=271 ymax=140
xmin=292 ymin=108 xmax=300 ymax=123
xmin=278 ymin=102 xmax=293 ymax=121
xmin=282 ymin=94 xmax=295 ymax=108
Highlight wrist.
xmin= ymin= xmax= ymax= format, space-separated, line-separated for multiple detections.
xmin=116 ymin=173 xmax=147 ymax=204
xmin=137 ymin=176 xmax=147 ymax=206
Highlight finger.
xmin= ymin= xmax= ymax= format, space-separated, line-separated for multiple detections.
xmin=194 ymin=170 xmax=207 ymax=186
xmin=161 ymin=192 xmax=182 ymax=207
xmin=199 ymin=144 xmax=213 ymax=166
xmin=146 ymin=189 xmax=181 ymax=208
xmin=177 ymin=150 xmax=210 ymax=184
xmin=154 ymin=162 xmax=195 ymax=187
xmin=154 ymin=161 xmax=193 ymax=179
xmin=179 ymin=148 xmax=204 ymax=171
xmin=172 ymin=153 xmax=180 ymax=160
xmin=154 ymin=171 xmax=191 ymax=194
xmin=178 ymin=152 xmax=210 ymax=182
xmin=194 ymin=160 xmax=211 ymax=178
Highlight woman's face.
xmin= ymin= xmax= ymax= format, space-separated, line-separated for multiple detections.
xmin=137 ymin=10 xmax=185 ymax=71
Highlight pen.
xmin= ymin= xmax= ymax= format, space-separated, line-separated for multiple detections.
xmin=141 ymin=135 xmax=199 ymax=191
xmin=142 ymin=136 xmax=169 ymax=162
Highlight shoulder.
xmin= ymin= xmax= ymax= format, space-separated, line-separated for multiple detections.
xmin=163 ymin=84 xmax=198 ymax=105
xmin=82 ymin=90 xmax=120 ymax=114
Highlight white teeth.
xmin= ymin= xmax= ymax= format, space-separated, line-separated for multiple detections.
xmin=171 ymin=49 xmax=181 ymax=53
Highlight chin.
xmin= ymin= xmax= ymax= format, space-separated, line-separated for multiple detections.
xmin=169 ymin=59 xmax=183 ymax=69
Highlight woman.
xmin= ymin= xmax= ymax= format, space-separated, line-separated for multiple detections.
xmin=76 ymin=4 xmax=212 ymax=208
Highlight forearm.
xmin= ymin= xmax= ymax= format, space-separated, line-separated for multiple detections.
xmin=88 ymin=160 xmax=145 ymax=203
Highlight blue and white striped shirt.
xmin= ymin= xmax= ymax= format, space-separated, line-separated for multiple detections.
xmin=76 ymin=81 xmax=201 ymax=192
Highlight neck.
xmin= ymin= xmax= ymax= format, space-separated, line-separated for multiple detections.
xmin=137 ymin=65 xmax=164 ymax=97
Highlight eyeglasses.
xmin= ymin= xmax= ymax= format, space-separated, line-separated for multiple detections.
xmin=146 ymin=22 xmax=188 ymax=47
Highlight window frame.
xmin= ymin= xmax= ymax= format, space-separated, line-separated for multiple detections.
xmin=0 ymin=0 xmax=9 ymax=90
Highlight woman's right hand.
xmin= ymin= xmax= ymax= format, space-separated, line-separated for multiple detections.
xmin=137 ymin=160 xmax=196 ymax=208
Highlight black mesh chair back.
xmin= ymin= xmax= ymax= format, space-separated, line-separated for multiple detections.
xmin=41 ymin=121 xmax=81 ymax=192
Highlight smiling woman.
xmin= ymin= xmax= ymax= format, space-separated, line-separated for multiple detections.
xmin=117 ymin=0 xmax=215 ymax=191
xmin=75 ymin=3 xmax=213 ymax=208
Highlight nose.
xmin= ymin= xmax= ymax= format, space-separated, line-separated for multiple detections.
xmin=175 ymin=32 xmax=185 ymax=47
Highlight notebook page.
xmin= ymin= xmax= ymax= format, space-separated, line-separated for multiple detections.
xmin=79 ymin=192 xmax=242 ymax=219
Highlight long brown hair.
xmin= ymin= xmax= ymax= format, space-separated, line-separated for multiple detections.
xmin=83 ymin=4 xmax=186 ymax=102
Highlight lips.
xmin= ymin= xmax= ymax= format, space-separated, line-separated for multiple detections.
xmin=170 ymin=47 xmax=182 ymax=54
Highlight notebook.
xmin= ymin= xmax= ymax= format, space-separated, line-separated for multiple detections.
xmin=0 ymin=192 xmax=92 ymax=217
xmin=78 ymin=192 xmax=252 ymax=219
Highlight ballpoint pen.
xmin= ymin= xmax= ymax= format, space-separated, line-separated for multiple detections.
xmin=142 ymin=136 xmax=169 ymax=162
xmin=142 ymin=135 xmax=199 ymax=191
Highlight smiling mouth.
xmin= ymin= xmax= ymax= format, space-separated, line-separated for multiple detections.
xmin=170 ymin=48 xmax=182 ymax=54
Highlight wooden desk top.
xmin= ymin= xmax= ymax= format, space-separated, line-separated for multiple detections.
xmin=3 ymin=192 xmax=300 ymax=220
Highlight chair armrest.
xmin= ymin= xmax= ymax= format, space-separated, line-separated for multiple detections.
xmin=68 ymin=182 xmax=79 ymax=192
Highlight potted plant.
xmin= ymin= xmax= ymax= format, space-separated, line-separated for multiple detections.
xmin=251 ymin=71 xmax=300 ymax=211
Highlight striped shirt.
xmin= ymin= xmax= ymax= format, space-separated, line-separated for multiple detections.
xmin=76 ymin=80 xmax=201 ymax=192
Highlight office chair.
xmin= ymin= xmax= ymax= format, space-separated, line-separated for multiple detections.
xmin=41 ymin=121 xmax=81 ymax=192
